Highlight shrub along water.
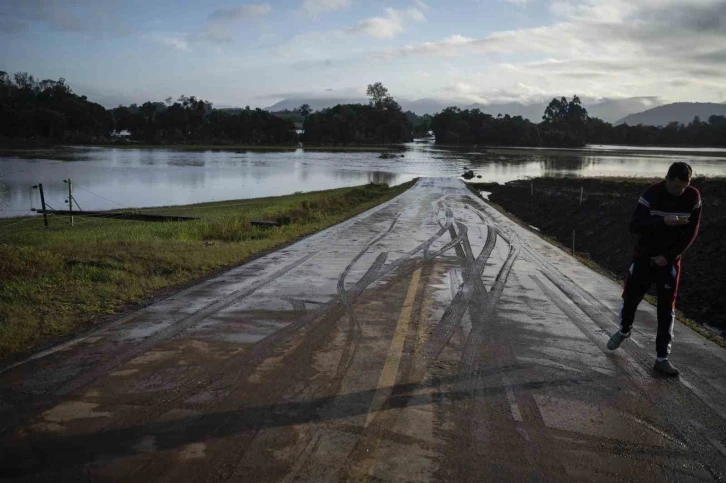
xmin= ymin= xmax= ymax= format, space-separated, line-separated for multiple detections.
xmin=0 ymin=181 xmax=415 ymax=361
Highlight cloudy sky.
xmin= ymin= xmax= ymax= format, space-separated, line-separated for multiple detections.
xmin=1 ymin=0 xmax=724 ymax=108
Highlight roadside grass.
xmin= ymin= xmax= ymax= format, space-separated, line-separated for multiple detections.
xmin=0 ymin=181 xmax=415 ymax=361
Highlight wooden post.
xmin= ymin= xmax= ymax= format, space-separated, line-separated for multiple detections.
xmin=531 ymin=182 xmax=534 ymax=196
xmin=580 ymin=187 xmax=584 ymax=205
xmin=65 ymin=179 xmax=73 ymax=227
xmin=34 ymin=184 xmax=48 ymax=227
xmin=572 ymin=230 xmax=575 ymax=255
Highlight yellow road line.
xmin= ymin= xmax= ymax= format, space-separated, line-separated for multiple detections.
xmin=346 ymin=267 xmax=423 ymax=483
xmin=365 ymin=267 xmax=422 ymax=427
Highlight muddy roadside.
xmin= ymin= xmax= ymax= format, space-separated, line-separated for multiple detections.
xmin=469 ymin=176 xmax=726 ymax=338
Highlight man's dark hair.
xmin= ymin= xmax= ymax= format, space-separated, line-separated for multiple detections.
xmin=666 ymin=162 xmax=692 ymax=181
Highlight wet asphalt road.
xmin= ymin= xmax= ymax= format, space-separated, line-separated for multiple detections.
xmin=1 ymin=178 xmax=726 ymax=482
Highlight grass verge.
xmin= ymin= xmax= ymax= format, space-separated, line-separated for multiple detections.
xmin=0 ymin=181 xmax=416 ymax=362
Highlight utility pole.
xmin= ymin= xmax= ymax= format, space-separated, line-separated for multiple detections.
xmin=33 ymin=184 xmax=48 ymax=227
xmin=64 ymin=178 xmax=73 ymax=227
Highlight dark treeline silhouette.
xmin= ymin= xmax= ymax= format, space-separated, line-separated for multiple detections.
xmin=407 ymin=112 xmax=432 ymax=137
xmin=0 ymin=71 xmax=296 ymax=145
xmin=586 ymin=115 xmax=726 ymax=147
xmin=2 ymin=71 xmax=725 ymax=148
xmin=431 ymin=95 xmax=726 ymax=148
xmin=0 ymin=71 xmax=112 ymax=143
xmin=432 ymin=96 xmax=589 ymax=147
xmin=301 ymin=83 xmax=413 ymax=144
xmin=111 ymin=99 xmax=296 ymax=145
xmin=269 ymin=108 xmax=305 ymax=129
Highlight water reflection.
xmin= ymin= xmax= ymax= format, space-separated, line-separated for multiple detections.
xmin=367 ymin=171 xmax=399 ymax=185
xmin=1 ymin=144 xmax=725 ymax=217
xmin=540 ymin=155 xmax=589 ymax=176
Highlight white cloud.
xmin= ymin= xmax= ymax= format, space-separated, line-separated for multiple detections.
xmin=406 ymin=7 xmax=426 ymax=22
xmin=349 ymin=9 xmax=405 ymax=39
xmin=195 ymin=23 xmax=233 ymax=43
xmin=0 ymin=0 xmax=130 ymax=36
xmin=301 ymin=0 xmax=352 ymax=15
xmin=381 ymin=35 xmax=475 ymax=58
xmin=182 ymin=3 xmax=271 ymax=45
xmin=375 ymin=0 xmax=726 ymax=74
xmin=209 ymin=3 xmax=272 ymax=22
xmin=503 ymin=0 xmax=528 ymax=5
xmin=365 ymin=0 xmax=724 ymax=104
xmin=145 ymin=33 xmax=190 ymax=51
xmin=413 ymin=0 xmax=430 ymax=10
xmin=347 ymin=5 xmax=426 ymax=39
xmin=265 ymin=0 xmax=725 ymax=104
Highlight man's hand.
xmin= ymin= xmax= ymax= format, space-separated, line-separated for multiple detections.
xmin=651 ymin=255 xmax=668 ymax=267
xmin=664 ymin=214 xmax=690 ymax=226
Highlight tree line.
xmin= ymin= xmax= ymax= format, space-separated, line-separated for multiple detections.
xmin=110 ymin=99 xmax=296 ymax=145
xmin=431 ymin=96 xmax=726 ymax=148
xmin=585 ymin=115 xmax=726 ymax=147
xmin=0 ymin=71 xmax=111 ymax=143
xmin=0 ymin=71 xmax=297 ymax=145
xmin=301 ymin=83 xmax=413 ymax=144
xmin=1 ymin=71 xmax=725 ymax=148
xmin=430 ymin=98 xmax=586 ymax=147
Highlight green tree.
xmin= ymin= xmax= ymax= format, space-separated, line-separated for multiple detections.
xmin=542 ymin=95 xmax=588 ymax=143
xmin=566 ymin=95 xmax=588 ymax=133
xmin=366 ymin=82 xmax=402 ymax=111
xmin=543 ymin=97 xmax=569 ymax=124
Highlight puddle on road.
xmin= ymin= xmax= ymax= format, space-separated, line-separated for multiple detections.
xmin=179 ymin=442 xmax=207 ymax=460
xmin=185 ymin=390 xmax=229 ymax=404
xmin=43 ymin=401 xmax=112 ymax=423
xmin=110 ymin=369 xmax=140 ymax=377
xmin=133 ymin=435 xmax=158 ymax=454
xmin=122 ymin=324 xmax=168 ymax=341
xmin=533 ymin=394 xmax=672 ymax=447
xmin=129 ymin=350 xmax=178 ymax=365
xmin=213 ymin=332 xmax=267 ymax=344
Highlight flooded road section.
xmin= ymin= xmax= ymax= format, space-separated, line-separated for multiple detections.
xmin=1 ymin=178 xmax=725 ymax=482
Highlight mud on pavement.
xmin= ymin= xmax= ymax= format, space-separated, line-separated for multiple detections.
xmin=1 ymin=178 xmax=726 ymax=482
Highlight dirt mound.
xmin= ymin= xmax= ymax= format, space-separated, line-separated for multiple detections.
xmin=480 ymin=177 xmax=726 ymax=331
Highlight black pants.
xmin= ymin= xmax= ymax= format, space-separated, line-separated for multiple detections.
xmin=618 ymin=257 xmax=681 ymax=359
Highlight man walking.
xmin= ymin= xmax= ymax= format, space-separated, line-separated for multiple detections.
xmin=607 ymin=162 xmax=702 ymax=376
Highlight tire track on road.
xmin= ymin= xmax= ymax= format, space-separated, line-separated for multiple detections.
xmin=55 ymin=251 xmax=320 ymax=396
xmin=467 ymin=196 xmax=726 ymax=476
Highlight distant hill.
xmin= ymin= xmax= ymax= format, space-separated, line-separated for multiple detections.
xmin=467 ymin=102 xmax=545 ymax=122
xmin=617 ymin=102 xmax=726 ymax=126
xmin=265 ymin=97 xmax=366 ymax=112
xmin=469 ymin=97 xmax=661 ymax=124
xmin=264 ymin=97 xmax=452 ymax=114
xmin=264 ymin=96 xmax=662 ymax=123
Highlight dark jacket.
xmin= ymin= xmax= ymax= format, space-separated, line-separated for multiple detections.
xmin=629 ymin=181 xmax=702 ymax=262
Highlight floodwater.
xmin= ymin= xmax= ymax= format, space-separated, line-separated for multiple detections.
xmin=1 ymin=142 xmax=725 ymax=217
